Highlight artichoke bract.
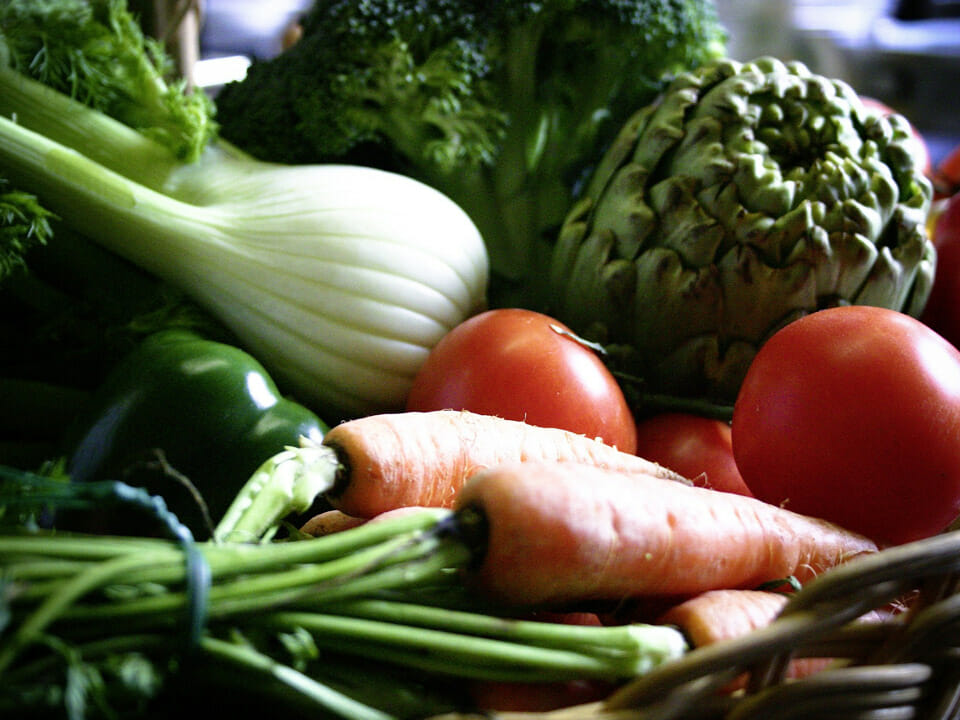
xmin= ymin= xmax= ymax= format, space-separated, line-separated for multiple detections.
xmin=549 ymin=56 xmax=935 ymax=407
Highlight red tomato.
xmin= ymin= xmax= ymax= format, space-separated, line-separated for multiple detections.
xmin=406 ymin=308 xmax=638 ymax=453
xmin=633 ymin=413 xmax=753 ymax=496
xmin=731 ymin=306 xmax=960 ymax=546
xmin=920 ymin=192 xmax=960 ymax=348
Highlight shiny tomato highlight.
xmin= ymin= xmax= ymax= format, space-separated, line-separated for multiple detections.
xmin=406 ymin=309 xmax=638 ymax=453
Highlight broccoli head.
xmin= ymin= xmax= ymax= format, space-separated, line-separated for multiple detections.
xmin=214 ymin=0 xmax=727 ymax=307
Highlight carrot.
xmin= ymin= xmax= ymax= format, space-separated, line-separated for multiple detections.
xmin=299 ymin=509 xmax=366 ymax=537
xmin=660 ymin=590 xmax=830 ymax=691
xmin=322 ymin=410 xmax=686 ymax=518
xmin=658 ymin=589 xmax=893 ymax=691
xmin=453 ymin=461 xmax=878 ymax=607
xmin=299 ymin=506 xmax=444 ymax=537
xmin=659 ymin=590 xmax=792 ymax=648
xmin=217 ymin=410 xmax=687 ymax=543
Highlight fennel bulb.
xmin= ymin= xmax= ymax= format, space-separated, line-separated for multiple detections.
xmin=0 ymin=69 xmax=489 ymax=419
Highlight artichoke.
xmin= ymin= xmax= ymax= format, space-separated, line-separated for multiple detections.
xmin=548 ymin=56 xmax=935 ymax=408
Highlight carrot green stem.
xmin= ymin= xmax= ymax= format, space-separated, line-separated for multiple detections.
xmin=2 ymin=508 xmax=451 ymax=586
xmin=259 ymin=607 xmax=685 ymax=681
xmin=34 ymin=531 xmax=450 ymax=629
xmin=198 ymin=636 xmax=397 ymax=720
xmin=321 ymin=597 xmax=683 ymax=657
xmin=213 ymin=442 xmax=341 ymax=544
xmin=0 ymin=550 xmax=161 ymax=676
xmin=2 ymin=512 xmax=461 ymax=653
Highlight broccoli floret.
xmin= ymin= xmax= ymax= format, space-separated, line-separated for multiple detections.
xmin=215 ymin=0 xmax=727 ymax=306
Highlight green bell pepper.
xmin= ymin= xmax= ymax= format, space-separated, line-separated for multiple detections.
xmin=63 ymin=329 xmax=328 ymax=538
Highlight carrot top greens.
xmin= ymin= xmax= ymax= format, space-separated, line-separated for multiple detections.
xmin=0 ymin=465 xmax=687 ymax=719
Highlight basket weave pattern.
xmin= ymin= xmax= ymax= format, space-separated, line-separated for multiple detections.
xmin=586 ymin=530 xmax=960 ymax=719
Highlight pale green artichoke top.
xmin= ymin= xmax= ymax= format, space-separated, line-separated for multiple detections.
xmin=548 ymin=56 xmax=935 ymax=407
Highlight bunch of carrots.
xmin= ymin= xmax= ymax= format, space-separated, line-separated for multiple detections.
xmin=220 ymin=410 xmax=882 ymax=710
xmin=2 ymin=410 xmax=887 ymax=717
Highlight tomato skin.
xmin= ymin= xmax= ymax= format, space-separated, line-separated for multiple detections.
xmin=633 ymin=413 xmax=753 ymax=496
xmin=731 ymin=306 xmax=960 ymax=546
xmin=920 ymin=192 xmax=960 ymax=348
xmin=406 ymin=309 xmax=638 ymax=453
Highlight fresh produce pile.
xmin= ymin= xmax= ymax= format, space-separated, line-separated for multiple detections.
xmin=3 ymin=1 xmax=960 ymax=719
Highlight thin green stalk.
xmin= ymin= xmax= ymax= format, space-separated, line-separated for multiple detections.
xmin=0 ymin=549 xmax=169 ymax=676
xmin=199 ymin=635 xmax=397 ymax=720
xmin=261 ymin=611 xmax=649 ymax=681
xmin=45 ymin=531 xmax=455 ymax=628
xmin=203 ymin=534 xmax=448 ymax=618
xmin=0 ymin=533 xmax=177 ymax=559
xmin=303 ymin=539 xmax=471 ymax=606
xmin=2 ymin=558 xmax=100 ymax=580
xmin=204 ymin=508 xmax=451 ymax=573
xmin=319 ymin=597 xmax=687 ymax=658
xmin=2 ymin=508 xmax=450 ymax=589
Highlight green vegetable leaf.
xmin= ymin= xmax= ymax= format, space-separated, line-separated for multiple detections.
xmin=0 ymin=0 xmax=216 ymax=161
xmin=0 ymin=179 xmax=55 ymax=281
xmin=214 ymin=0 xmax=728 ymax=306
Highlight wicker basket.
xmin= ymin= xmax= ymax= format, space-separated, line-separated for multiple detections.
xmin=431 ymin=528 xmax=960 ymax=720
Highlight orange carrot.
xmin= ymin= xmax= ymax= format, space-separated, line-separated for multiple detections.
xmin=660 ymin=590 xmax=829 ymax=690
xmin=299 ymin=510 xmax=366 ymax=537
xmin=659 ymin=590 xmax=792 ymax=648
xmin=453 ymin=461 xmax=878 ymax=607
xmin=322 ymin=410 xmax=686 ymax=518
xmin=299 ymin=506 xmax=445 ymax=536
xmin=658 ymin=589 xmax=893 ymax=690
